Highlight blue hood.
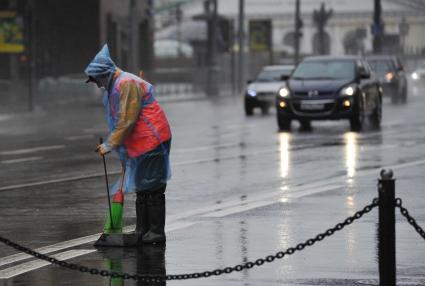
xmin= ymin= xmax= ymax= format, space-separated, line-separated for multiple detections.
xmin=84 ymin=44 xmax=117 ymax=80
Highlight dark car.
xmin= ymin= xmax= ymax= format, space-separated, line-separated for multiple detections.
xmin=244 ymin=65 xmax=294 ymax=115
xmin=275 ymin=56 xmax=382 ymax=131
xmin=366 ymin=55 xmax=407 ymax=103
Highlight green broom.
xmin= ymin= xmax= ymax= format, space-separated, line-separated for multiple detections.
xmin=99 ymin=138 xmax=125 ymax=234
xmin=103 ymin=169 xmax=125 ymax=234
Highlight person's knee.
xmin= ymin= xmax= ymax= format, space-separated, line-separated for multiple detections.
xmin=145 ymin=184 xmax=166 ymax=195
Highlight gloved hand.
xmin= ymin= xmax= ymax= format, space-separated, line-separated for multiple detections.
xmin=96 ymin=142 xmax=112 ymax=156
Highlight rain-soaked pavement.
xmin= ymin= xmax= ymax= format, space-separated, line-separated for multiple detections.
xmin=0 ymin=86 xmax=424 ymax=285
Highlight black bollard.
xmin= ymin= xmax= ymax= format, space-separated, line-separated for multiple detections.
xmin=378 ymin=169 xmax=396 ymax=286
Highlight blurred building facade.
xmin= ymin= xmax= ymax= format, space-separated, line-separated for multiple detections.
xmin=174 ymin=0 xmax=425 ymax=57
xmin=0 ymin=0 xmax=153 ymax=111
xmin=154 ymin=0 xmax=424 ymax=85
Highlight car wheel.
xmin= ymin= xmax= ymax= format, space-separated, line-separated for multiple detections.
xmin=369 ymin=99 xmax=382 ymax=129
xmin=401 ymin=85 xmax=408 ymax=103
xmin=277 ymin=114 xmax=291 ymax=131
xmin=350 ymin=106 xmax=364 ymax=132
xmin=390 ymin=89 xmax=398 ymax=104
xmin=244 ymin=101 xmax=254 ymax=116
xmin=261 ymin=105 xmax=269 ymax=115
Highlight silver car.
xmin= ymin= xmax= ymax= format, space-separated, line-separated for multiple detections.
xmin=244 ymin=65 xmax=294 ymax=115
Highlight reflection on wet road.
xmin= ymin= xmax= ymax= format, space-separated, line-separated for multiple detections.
xmin=0 ymin=93 xmax=424 ymax=285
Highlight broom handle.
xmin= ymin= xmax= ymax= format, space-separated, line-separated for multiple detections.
xmin=119 ymin=167 xmax=126 ymax=192
xmin=100 ymin=137 xmax=114 ymax=229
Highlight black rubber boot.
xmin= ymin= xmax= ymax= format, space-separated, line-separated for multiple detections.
xmin=121 ymin=192 xmax=149 ymax=246
xmin=135 ymin=192 xmax=149 ymax=236
xmin=142 ymin=188 xmax=166 ymax=244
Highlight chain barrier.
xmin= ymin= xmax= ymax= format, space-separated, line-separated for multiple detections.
xmin=395 ymin=198 xmax=425 ymax=240
xmin=0 ymin=198 xmax=379 ymax=282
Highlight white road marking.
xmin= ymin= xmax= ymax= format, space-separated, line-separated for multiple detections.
xmin=83 ymin=128 xmax=108 ymax=134
xmin=0 ymin=172 xmax=111 ymax=192
xmin=173 ymin=142 xmax=240 ymax=153
xmin=0 ymin=184 xmax=342 ymax=271
xmin=0 ymin=115 xmax=12 ymax=122
xmin=0 ymin=157 xmax=42 ymax=164
xmin=0 ymin=249 xmax=94 ymax=279
xmin=65 ymin=135 xmax=95 ymax=141
xmin=0 ymin=222 xmax=195 ymax=278
xmin=0 ymin=122 xmax=419 ymax=192
xmin=0 ymin=139 xmax=420 ymax=192
xmin=3 ymin=156 xmax=425 ymax=274
xmin=0 ymin=148 xmax=274 ymax=192
xmin=0 ymin=145 xmax=65 ymax=156
xmin=203 ymin=184 xmax=342 ymax=218
xmin=0 ymin=234 xmax=100 ymax=268
xmin=1 ymin=156 xmax=424 ymax=278
xmin=0 ymin=138 xmax=424 ymax=271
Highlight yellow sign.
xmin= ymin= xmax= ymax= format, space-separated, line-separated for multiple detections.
xmin=249 ymin=20 xmax=272 ymax=52
xmin=0 ymin=11 xmax=24 ymax=53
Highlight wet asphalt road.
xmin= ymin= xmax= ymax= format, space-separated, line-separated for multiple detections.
xmin=0 ymin=87 xmax=424 ymax=285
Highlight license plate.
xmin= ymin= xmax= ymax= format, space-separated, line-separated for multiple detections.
xmin=300 ymin=102 xmax=324 ymax=110
xmin=258 ymin=92 xmax=274 ymax=98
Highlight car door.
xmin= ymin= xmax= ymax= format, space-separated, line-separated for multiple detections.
xmin=357 ymin=60 xmax=376 ymax=114
xmin=394 ymin=57 xmax=407 ymax=93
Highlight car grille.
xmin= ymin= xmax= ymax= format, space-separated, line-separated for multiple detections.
xmin=257 ymin=92 xmax=275 ymax=97
xmin=294 ymin=92 xmax=334 ymax=98
xmin=291 ymin=100 xmax=336 ymax=115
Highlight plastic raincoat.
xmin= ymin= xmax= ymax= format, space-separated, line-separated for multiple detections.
xmin=85 ymin=44 xmax=172 ymax=195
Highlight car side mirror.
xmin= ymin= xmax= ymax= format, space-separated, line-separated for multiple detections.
xmin=358 ymin=68 xmax=370 ymax=79
xmin=280 ymin=74 xmax=290 ymax=81
xmin=247 ymin=79 xmax=253 ymax=84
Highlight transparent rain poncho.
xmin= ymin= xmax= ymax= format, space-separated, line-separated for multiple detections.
xmin=85 ymin=45 xmax=172 ymax=195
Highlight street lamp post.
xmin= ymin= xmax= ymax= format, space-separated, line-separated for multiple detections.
xmin=206 ymin=0 xmax=219 ymax=97
xmin=238 ymin=0 xmax=245 ymax=93
xmin=128 ymin=0 xmax=137 ymax=74
xmin=294 ymin=0 xmax=302 ymax=64
xmin=373 ymin=0 xmax=384 ymax=54
xmin=28 ymin=0 xmax=37 ymax=111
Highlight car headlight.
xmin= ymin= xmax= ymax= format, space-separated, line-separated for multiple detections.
xmin=412 ymin=72 xmax=419 ymax=80
xmin=278 ymin=87 xmax=290 ymax=98
xmin=340 ymin=85 xmax=356 ymax=96
xmin=246 ymin=89 xmax=257 ymax=97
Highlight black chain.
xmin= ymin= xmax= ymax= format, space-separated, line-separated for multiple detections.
xmin=395 ymin=198 xmax=425 ymax=240
xmin=0 ymin=198 xmax=379 ymax=281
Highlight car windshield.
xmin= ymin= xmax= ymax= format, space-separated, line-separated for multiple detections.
xmin=256 ymin=69 xmax=292 ymax=82
xmin=292 ymin=60 xmax=355 ymax=80
xmin=368 ymin=60 xmax=395 ymax=76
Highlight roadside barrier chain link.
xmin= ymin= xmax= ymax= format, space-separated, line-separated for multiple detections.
xmin=395 ymin=198 xmax=425 ymax=240
xmin=2 ymin=197 xmax=422 ymax=282
xmin=1 ymin=198 xmax=379 ymax=282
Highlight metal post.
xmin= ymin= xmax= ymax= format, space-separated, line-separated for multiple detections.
xmin=237 ymin=0 xmax=244 ymax=93
xmin=176 ymin=4 xmax=182 ymax=57
xmin=378 ymin=169 xmax=396 ymax=286
xmin=206 ymin=0 xmax=218 ymax=96
xmin=128 ymin=0 xmax=137 ymax=73
xmin=28 ymin=0 xmax=37 ymax=111
xmin=294 ymin=0 xmax=301 ymax=65
xmin=373 ymin=0 xmax=383 ymax=54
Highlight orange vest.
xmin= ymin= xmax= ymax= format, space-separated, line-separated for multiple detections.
xmin=109 ymin=72 xmax=171 ymax=158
